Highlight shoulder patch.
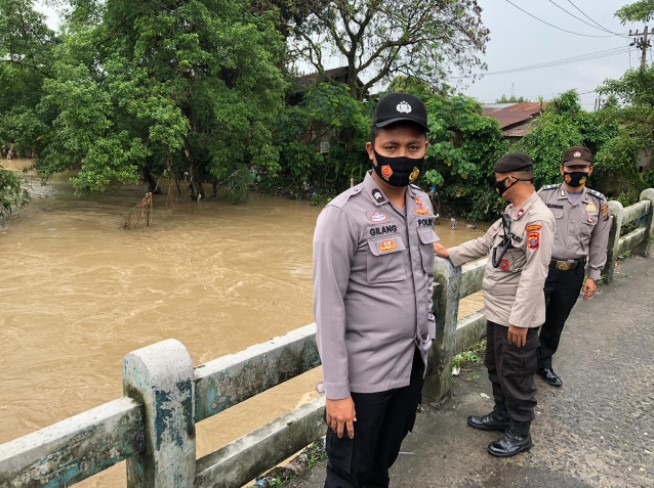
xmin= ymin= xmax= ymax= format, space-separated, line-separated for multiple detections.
xmin=540 ymin=184 xmax=559 ymax=191
xmin=328 ymin=184 xmax=364 ymax=209
xmin=587 ymin=188 xmax=606 ymax=201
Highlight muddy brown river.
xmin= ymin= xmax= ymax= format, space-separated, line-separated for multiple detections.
xmin=0 ymin=159 xmax=486 ymax=486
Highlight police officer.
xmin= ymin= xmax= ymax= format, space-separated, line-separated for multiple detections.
xmin=536 ymin=146 xmax=611 ymax=387
xmin=434 ymin=152 xmax=554 ymax=457
xmin=313 ymin=93 xmax=439 ymax=487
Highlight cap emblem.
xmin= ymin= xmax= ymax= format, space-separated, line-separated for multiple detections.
xmin=396 ymin=101 xmax=412 ymax=114
xmin=574 ymin=151 xmax=582 ymax=158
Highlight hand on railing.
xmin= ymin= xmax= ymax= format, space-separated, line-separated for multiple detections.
xmin=434 ymin=242 xmax=449 ymax=259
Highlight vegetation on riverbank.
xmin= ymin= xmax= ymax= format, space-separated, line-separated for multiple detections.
xmin=1 ymin=1 xmax=653 ymax=219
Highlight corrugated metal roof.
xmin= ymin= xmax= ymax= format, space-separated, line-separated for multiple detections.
xmin=482 ymin=102 xmax=544 ymax=131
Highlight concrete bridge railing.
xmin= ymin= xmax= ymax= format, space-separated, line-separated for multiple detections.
xmin=1 ymin=189 xmax=653 ymax=488
xmin=602 ymin=189 xmax=654 ymax=283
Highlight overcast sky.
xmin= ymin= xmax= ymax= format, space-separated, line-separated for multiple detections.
xmin=35 ymin=1 xmax=647 ymax=111
xmin=461 ymin=0 xmax=646 ymax=110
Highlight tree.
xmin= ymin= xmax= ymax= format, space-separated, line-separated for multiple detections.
xmin=595 ymin=65 xmax=654 ymax=201
xmin=518 ymin=90 xmax=624 ymax=196
xmin=0 ymin=0 xmax=56 ymax=157
xmin=288 ymin=0 xmax=489 ymax=100
xmin=615 ymin=0 xmax=654 ymax=23
xmin=266 ymin=82 xmax=369 ymax=199
xmin=496 ymin=95 xmax=528 ymax=103
xmin=35 ymin=0 xmax=287 ymax=201
xmin=0 ymin=168 xmax=29 ymax=218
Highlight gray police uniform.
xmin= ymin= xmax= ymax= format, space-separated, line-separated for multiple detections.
xmin=448 ymin=192 xmax=554 ymax=429
xmin=536 ymin=184 xmax=611 ymax=369
xmin=313 ymin=170 xmax=438 ymax=400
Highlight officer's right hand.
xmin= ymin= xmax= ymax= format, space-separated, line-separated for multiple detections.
xmin=434 ymin=242 xmax=449 ymax=258
xmin=326 ymin=397 xmax=356 ymax=439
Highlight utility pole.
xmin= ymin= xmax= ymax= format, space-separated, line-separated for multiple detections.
xmin=629 ymin=26 xmax=651 ymax=68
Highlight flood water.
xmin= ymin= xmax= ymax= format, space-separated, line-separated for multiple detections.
xmin=0 ymin=159 xmax=486 ymax=486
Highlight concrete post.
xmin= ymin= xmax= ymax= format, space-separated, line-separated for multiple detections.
xmin=423 ymin=258 xmax=461 ymax=403
xmin=635 ymin=188 xmax=654 ymax=258
xmin=123 ymin=339 xmax=195 ymax=488
xmin=602 ymin=200 xmax=624 ymax=284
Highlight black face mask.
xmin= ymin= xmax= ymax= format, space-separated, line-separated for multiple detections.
xmin=563 ymin=171 xmax=588 ymax=187
xmin=373 ymin=151 xmax=424 ymax=187
xmin=494 ymin=177 xmax=513 ymax=197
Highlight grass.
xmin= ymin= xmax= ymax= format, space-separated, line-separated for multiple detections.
xmin=452 ymin=339 xmax=486 ymax=370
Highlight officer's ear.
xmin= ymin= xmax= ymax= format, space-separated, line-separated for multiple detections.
xmin=559 ymin=165 xmax=565 ymax=176
xmin=587 ymin=166 xmax=593 ymax=177
xmin=366 ymin=141 xmax=376 ymax=164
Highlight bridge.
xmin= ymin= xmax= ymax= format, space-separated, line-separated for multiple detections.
xmin=1 ymin=189 xmax=653 ymax=488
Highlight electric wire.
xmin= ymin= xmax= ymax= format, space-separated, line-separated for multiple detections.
xmin=455 ymin=46 xmax=633 ymax=79
xmin=565 ymin=0 xmax=629 ymax=37
xmin=547 ymin=0 xmax=630 ymax=38
xmin=504 ymin=0 xmax=617 ymax=38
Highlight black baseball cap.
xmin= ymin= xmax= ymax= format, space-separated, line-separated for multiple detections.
xmin=372 ymin=93 xmax=429 ymax=131
xmin=563 ymin=146 xmax=592 ymax=167
xmin=494 ymin=152 xmax=534 ymax=173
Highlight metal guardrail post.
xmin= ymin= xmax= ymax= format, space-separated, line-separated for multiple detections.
xmin=635 ymin=188 xmax=654 ymax=258
xmin=423 ymin=258 xmax=462 ymax=403
xmin=602 ymin=200 xmax=624 ymax=284
xmin=123 ymin=339 xmax=195 ymax=488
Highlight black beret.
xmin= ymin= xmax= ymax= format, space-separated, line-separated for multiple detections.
xmin=494 ymin=152 xmax=533 ymax=173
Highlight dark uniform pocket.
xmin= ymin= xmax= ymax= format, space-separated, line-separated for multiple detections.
xmin=503 ymin=330 xmax=539 ymax=375
xmin=366 ymin=235 xmax=407 ymax=283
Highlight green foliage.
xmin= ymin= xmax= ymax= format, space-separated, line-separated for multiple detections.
xmin=5 ymin=0 xmax=287 ymax=200
xmin=423 ymin=93 xmax=509 ymax=220
xmin=0 ymin=168 xmax=30 ymax=218
xmin=264 ymin=83 xmax=368 ymax=199
xmin=517 ymin=90 xmax=620 ymax=190
xmin=496 ymin=95 xmax=529 ymax=103
xmin=615 ymin=0 xmax=654 ymax=23
xmin=594 ymin=65 xmax=654 ymax=202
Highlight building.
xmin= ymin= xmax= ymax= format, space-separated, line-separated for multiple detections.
xmin=482 ymin=102 xmax=545 ymax=141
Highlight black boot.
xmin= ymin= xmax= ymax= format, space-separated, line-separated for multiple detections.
xmin=467 ymin=411 xmax=510 ymax=432
xmin=538 ymin=367 xmax=562 ymax=387
xmin=487 ymin=429 xmax=532 ymax=457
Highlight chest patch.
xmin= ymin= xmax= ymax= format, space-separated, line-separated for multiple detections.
xmin=417 ymin=218 xmax=434 ymax=227
xmin=369 ymin=224 xmax=398 ymax=237
xmin=379 ymin=239 xmax=398 ymax=252
xmin=368 ymin=211 xmax=387 ymax=223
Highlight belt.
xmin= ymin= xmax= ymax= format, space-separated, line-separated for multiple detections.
xmin=550 ymin=258 xmax=585 ymax=271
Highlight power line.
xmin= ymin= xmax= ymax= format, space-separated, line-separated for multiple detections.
xmin=504 ymin=0 xmax=617 ymax=38
xmin=456 ymin=46 xmax=632 ymax=79
xmin=547 ymin=0 xmax=629 ymax=38
xmin=565 ymin=0 xmax=628 ymax=37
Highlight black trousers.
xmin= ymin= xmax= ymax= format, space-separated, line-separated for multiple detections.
xmin=486 ymin=321 xmax=539 ymax=434
xmin=324 ymin=348 xmax=424 ymax=488
xmin=537 ymin=264 xmax=586 ymax=370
